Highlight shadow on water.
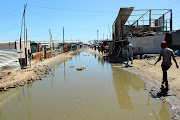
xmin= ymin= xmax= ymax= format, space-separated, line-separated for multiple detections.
xmin=150 ymin=85 xmax=176 ymax=99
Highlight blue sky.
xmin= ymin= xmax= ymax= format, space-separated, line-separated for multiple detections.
xmin=0 ymin=0 xmax=180 ymax=43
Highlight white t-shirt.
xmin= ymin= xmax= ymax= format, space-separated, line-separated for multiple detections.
xmin=160 ymin=48 xmax=174 ymax=66
xmin=128 ymin=44 xmax=133 ymax=54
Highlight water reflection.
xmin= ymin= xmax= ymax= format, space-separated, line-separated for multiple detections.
xmin=64 ymin=60 xmax=66 ymax=81
xmin=110 ymin=62 xmax=171 ymax=119
xmin=159 ymin=102 xmax=170 ymax=120
xmin=51 ymin=67 xmax=55 ymax=88
xmin=0 ymin=51 xmax=172 ymax=120
xmin=22 ymin=85 xmax=32 ymax=120
xmin=111 ymin=64 xmax=134 ymax=110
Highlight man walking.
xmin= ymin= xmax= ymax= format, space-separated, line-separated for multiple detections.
xmin=154 ymin=41 xmax=179 ymax=91
xmin=127 ymin=42 xmax=133 ymax=64
xmin=126 ymin=41 xmax=133 ymax=65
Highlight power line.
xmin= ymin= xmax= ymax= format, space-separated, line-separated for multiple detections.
xmin=0 ymin=26 xmax=21 ymax=32
xmin=29 ymin=5 xmax=117 ymax=14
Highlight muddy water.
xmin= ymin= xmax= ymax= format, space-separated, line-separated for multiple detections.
xmin=0 ymin=51 xmax=171 ymax=120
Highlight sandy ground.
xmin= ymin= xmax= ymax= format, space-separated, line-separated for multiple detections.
xmin=133 ymin=57 xmax=180 ymax=95
xmin=85 ymin=48 xmax=180 ymax=119
xmin=0 ymin=50 xmax=79 ymax=90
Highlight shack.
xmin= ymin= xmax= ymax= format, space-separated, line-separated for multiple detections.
xmin=0 ymin=40 xmax=31 ymax=70
xmin=110 ymin=7 xmax=179 ymax=58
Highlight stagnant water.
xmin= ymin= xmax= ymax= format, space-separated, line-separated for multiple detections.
xmin=0 ymin=51 xmax=172 ymax=120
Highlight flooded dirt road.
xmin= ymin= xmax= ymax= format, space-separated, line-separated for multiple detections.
xmin=0 ymin=51 xmax=172 ymax=120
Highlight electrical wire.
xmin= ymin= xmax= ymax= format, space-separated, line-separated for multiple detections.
xmin=29 ymin=5 xmax=117 ymax=14
xmin=0 ymin=26 xmax=21 ymax=32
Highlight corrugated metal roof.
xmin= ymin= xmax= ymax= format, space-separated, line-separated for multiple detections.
xmin=115 ymin=7 xmax=134 ymax=26
xmin=114 ymin=7 xmax=134 ymax=40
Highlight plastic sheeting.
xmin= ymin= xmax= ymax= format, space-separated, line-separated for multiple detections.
xmin=0 ymin=49 xmax=20 ymax=71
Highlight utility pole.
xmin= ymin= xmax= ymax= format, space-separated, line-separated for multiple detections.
xmin=76 ymin=38 xmax=77 ymax=50
xmin=25 ymin=28 xmax=27 ymax=66
xmin=63 ymin=26 xmax=64 ymax=52
xmin=24 ymin=3 xmax=27 ymax=66
xmin=19 ymin=3 xmax=27 ymax=67
xmin=149 ymin=10 xmax=151 ymax=31
xmin=24 ymin=4 xmax=26 ymax=50
xmin=49 ymin=29 xmax=52 ymax=57
xmin=108 ymin=24 xmax=111 ymax=40
xmin=103 ymin=33 xmax=104 ymax=40
xmin=97 ymin=30 xmax=99 ymax=43
xmin=50 ymin=31 xmax=54 ymax=50
xmin=170 ymin=9 xmax=172 ymax=31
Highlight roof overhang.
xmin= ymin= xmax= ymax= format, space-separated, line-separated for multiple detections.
xmin=114 ymin=7 xmax=134 ymax=26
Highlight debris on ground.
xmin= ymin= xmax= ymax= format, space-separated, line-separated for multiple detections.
xmin=70 ymin=66 xmax=75 ymax=68
xmin=172 ymin=114 xmax=179 ymax=120
xmin=76 ymin=67 xmax=85 ymax=71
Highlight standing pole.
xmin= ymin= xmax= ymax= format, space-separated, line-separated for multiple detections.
xmin=97 ymin=30 xmax=99 ymax=42
xmin=137 ymin=20 xmax=138 ymax=31
xmin=103 ymin=33 xmax=104 ymax=40
xmin=149 ymin=10 xmax=151 ymax=31
xmin=163 ymin=14 xmax=165 ymax=31
xmin=170 ymin=9 xmax=172 ymax=31
xmin=108 ymin=24 xmax=111 ymax=40
xmin=51 ymin=34 xmax=54 ymax=50
xmin=24 ymin=4 xmax=27 ymax=66
xmin=76 ymin=38 xmax=77 ymax=50
xmin=63 ymin=26 xmax=64 ymax=52
xmin=20 ymin=15 xmax=24 ymax=51
xmin=25 ymin=28 xmax=27 ymax=66
xmin=26 ymin=28 xmax=27 ymax=49
xmin=24 ymin=4 xmax=26 ymax=49
xmin=49 ymin=29 xmax=52 ymax=57
xmin=166 ymin=20 xmax=168 ymax=31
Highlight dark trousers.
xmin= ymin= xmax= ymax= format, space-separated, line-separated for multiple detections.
xmin=161 ymin=65 xmax=170 ymax=89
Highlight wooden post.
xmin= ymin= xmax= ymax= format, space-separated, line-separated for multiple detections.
xmin=15 ymin=41 xmax=16 ymax=49
xmin=24 ymin=4 xmax=27 ymax=66
xmin=44 ymin=47 xmax=46 ymax=59
xmin=49 ymin=29 xmax=52 ymax=57
xmin=166 ymin=20 xmax=168 ymax=31
xmin=63 ymin=26 xmax=64 ymax=53
xmin=25 ymin=28 xmax=28 ymax=66
xmin=149 ymin=10 xmax=151 ymax=31
xmin=170 ymin=9 xmax=172 ymax=31
xmin=137 ymin=20 xmax=138 ymax=31
xmin=163 ymin=14 xmax=165 ymax=31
